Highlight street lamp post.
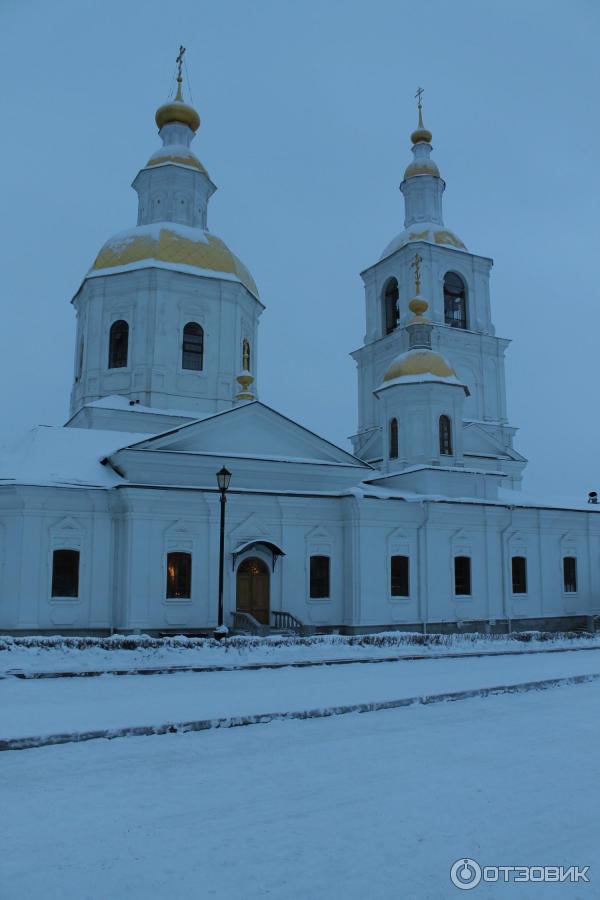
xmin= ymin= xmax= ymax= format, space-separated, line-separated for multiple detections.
xmin=215 ymin=466 xmax=232 ymax=638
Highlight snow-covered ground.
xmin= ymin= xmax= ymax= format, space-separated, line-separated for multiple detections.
xmin=2 ymin=649 xmax=600 ymax=741
xmin=2 ymin=632 xmax=599 ymax=675
xmin=1 ymin=681 xmax=598 ymax=899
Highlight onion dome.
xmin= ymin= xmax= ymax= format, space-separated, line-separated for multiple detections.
xmin=383 ymin=348 xmax=456 ymax=381
xmin=382 ymin=275 xmax=459 ymax=384
xmin=155 ymin=79 xmax=200 ymax=133
xmin=89 ymin=223 xmax=259 ymax=299
xmin=410 ymin=105 xmax=432 ymax=145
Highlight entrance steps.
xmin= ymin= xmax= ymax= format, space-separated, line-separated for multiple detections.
xmin=230 ymin=610 xmax=305 ymax=637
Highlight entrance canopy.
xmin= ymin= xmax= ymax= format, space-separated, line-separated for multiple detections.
xmin=231 ymin=540 xmax=285 ymax=572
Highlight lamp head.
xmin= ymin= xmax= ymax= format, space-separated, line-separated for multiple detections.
xmin=216 ymin=466 xmax=232 ymax=492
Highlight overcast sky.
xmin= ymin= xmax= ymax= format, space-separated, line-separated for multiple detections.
xmin=0 ymin=0 xmax=598 ymax=498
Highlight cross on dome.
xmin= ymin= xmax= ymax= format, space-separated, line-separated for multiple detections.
xmin=411 ymin=86 xmax=433 ymax=145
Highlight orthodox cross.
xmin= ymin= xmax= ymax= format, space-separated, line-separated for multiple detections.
xmin=411 ymin=252 xmax=423 ymax=295
xmin=176 ymin=46 xmax=186 ymax=83
xmin=415 ymin=86 xmax=424 ymax=111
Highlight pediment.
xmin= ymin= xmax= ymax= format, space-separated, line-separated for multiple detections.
xmin=127 ymin=402 xmax=369 ymax=468
xmin=50 ymin=516 xmax=84 ymax=535
xmin=463 ymin=423 xmax=524 ymax=461
xmin=229 ymin=513 xmax=270 ymax=542
xmin=305 ymin=524 xmax=334 ymax=541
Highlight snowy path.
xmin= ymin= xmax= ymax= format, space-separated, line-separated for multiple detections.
xmin=1 ymin=681 xmax=599 ymax=900
xmin=2 ymin=648 xmax=600 ymax=741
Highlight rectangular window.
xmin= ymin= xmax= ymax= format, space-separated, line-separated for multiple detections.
xmin=454 ymin=556 xmax=471 ymax=596
xmin=512 ymin=556 xmax=527 ymax=594
xmin=51 ymin=549 xmax=80 ymax=598
xmin=563 ymin=556 xmax=577 ymax=593
xmin=166 ymin=552 xmax=192 ymax=599
xmin=310 ymin=555 xmax=330 ymax=599
xmin=390 ymin=555 xmax=409 ymax=597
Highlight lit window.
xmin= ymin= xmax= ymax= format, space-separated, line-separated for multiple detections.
xmin=166 ymin=552 xmax=192 ymax=599
xmin=51 ymin=549 xmax=80 ymax=598
xmin=390 ymin=555 xmax=409 ymax=597
xmin=310 ymin=555 xmax=330 ymax=599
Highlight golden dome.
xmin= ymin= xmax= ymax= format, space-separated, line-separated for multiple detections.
xmin=90 ymin=225 xmax=258 ymax=298
xmin=155 ymin=99 xmax=200 ymax=132
xmin=379 ymin=228 xmax=467 ymax=260
xmin=146 ymin=150 xmax=208 ymax=175
xmin=403 ymin=159 xmax=440 ymax=179
xmin=410 ymin=126 xmax=433 ymax=144
xmin=383 ymin=349 xmax=456 ymax=381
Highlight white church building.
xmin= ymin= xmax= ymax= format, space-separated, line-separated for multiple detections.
xmin=1 ymin=67 xmax=599 ymax=636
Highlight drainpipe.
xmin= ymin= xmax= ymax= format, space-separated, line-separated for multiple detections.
xmin=500 ymin=506 xmax=514 ymax=634
xmin=416 ymin=501 xmax=430 ymax=635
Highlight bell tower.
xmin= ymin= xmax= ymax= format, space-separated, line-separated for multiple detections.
xmin=69 ymin=49 xmax=262 ymax=418
xmin=351 ymin=91 xmax=526 ymax=488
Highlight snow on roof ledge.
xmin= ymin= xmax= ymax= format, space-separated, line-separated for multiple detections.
xmin=83 ymin=395 xmax=205 ymax=419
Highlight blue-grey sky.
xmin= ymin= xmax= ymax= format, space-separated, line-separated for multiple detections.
xmin=0 ymin=0 xmax=598 ymax=498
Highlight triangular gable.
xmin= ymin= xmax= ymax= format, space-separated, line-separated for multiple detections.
xmin=463 ymin=422 xmax=526 ymax=462
xmin=126 ymin=402 xmax=371 ymax=468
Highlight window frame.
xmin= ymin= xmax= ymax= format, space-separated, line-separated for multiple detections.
xmin=454 ymin=555 xmax=472 ymax=597
xmin=166 ymin=551 xmax=193 ymax=600
xmin=389 ymin=417 xmax=399 ymax=460
xmin=181 ymin=321 xmax=204 ymax=372
xmin=439 ymin=415 xmax=453 ymax=456
xmin=390 ymin=554 xmax=410 ymax=598
xmin=383 ymin=277 xmax=400 ymax=336
xmin=309 ymin=554 xmax=331 ymax=600
xmin=443 ymin=271 xmax=468 ymax=330
xmin=51 ymin=548 xmax=80 ymax=600
xmin=562 ymin=555 xmax=578 ymax=594
xmin=511 ymin=555 xmax=528 ymax=594
xmin=108 ymin=319 xmax=129 ymax=370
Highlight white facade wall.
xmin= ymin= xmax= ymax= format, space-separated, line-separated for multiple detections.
xmin=1 ymin=485 xmax=599 ymax=633
xmin=71 ymin=267 xmax=261 ymax=416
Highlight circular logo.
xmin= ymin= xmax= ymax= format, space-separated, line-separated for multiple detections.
xmin=450 ymin=859 xmax=482 ymax=891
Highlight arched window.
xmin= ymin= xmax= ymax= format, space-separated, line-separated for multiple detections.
xmin=51 ymin=549 xmax=80 ymax=598
xmin=310 ymin=555 xmax=330 ymax=599
xmin=76 ymin=338 xmax=84 ymax=382
xmin=439 ymin=415 xmax=453 ymax=455
xmin=383 ymin=278 xmax=400 ymax=335
xmin=108 ymin=320 xmax=129 ymax=369
xmin=182 ymin=322 xmax=204 ymax=371
xmin=390 ymin=555 xmax=409 ymax=597
xmin=242 ymin=338 xmax=251 ymax=371
xmin=454 ymin=556 xmax=471 ymax=596
xmin=512 ymin=556 xmax=527 ymax=594
xmin=389 ymin=418 xmax=399 ymax=459
xmin=166 ymin=552 xmax=192 ymax=599
xmin=443 ymin=272 xmax=467 ymax=329
xmin=563 ymin=556 xmax=577 ymax=593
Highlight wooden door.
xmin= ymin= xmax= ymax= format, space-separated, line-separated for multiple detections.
xmin=236 ymin=557 xmax=270 ymax=625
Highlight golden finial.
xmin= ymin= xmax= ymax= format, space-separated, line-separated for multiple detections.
xmin=409 ymin=252 xmax=429 ymax=318
xmin=242 ymin=338 xmax=251 ymax=372
xmin=155 ymin=46 xmax=201 ymax=132
xmin=235 ymin=372 xmax=255 ymax=401
xmin=411 ymin=86 xmax=433 ymax=144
